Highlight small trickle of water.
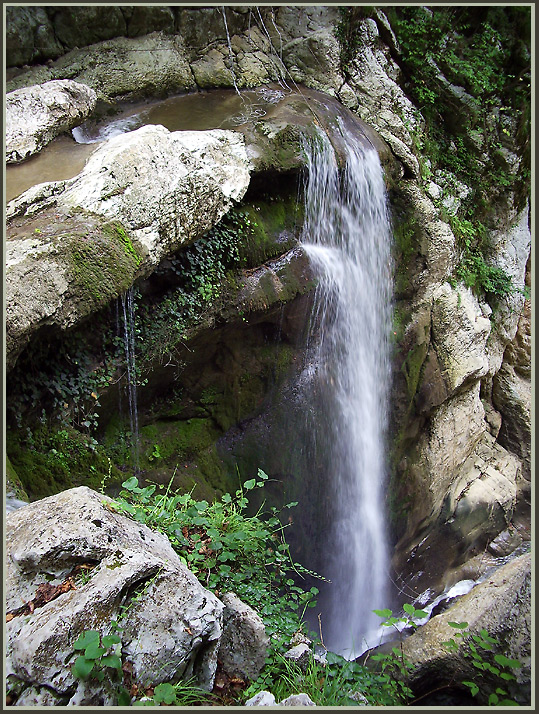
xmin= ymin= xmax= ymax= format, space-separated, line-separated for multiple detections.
xmin=6 ymin=497 xmax=29 ymax=513
xmin=120 ymin=287 xmax=140 ymax=472
xmin=221 ymin=6 xmax=242 ymax=98
xmin=300 ymin=126 xmax=393 ymax=657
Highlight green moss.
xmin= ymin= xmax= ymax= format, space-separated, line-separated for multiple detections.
xmin=104 ymin=222 xmax=142 ymax=267
xmin=239 ymin=197 xmax=301 ymax=268
xmin=63 ymin=219 xmax=142 ymax=312
xmin=401 ymin=342 xmax=428 ymax=406
xmin=6 ymin=424 xmax=124 ymax=500
xmin=6 ymin=454 xmax=29 ymax=501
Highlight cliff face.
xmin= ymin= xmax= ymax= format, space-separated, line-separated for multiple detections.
xmin=5 ymin=6 xmax=531 ymax=600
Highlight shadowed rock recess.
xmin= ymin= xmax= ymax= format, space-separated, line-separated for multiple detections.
xmin=5 ymin=5 xmax=531 ymax=707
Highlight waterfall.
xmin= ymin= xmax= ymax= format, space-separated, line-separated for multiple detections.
xmin=120 ymin=287 xmax=140 ymax=472
xmin=299 ymin=127 xmax=393 ymax=657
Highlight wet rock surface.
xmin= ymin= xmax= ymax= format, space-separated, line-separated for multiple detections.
xmin=6 ymin=80 xmax=97 ymax=164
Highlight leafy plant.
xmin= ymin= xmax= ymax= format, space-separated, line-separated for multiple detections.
xmin=113 ymin=470 xmax=324 ymax=669
xmin=134 ymin=679 xmax=209 ymax=707
xmin=443 ymin=621 xmax=522 ymax=706
xmin=71 ymin=627 xmax=131 ymax=705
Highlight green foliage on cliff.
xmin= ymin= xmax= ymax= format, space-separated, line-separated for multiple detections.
xmin=337 ymin=6 xmax=530 ymax=304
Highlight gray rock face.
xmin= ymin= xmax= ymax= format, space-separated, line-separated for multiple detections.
xmin=5 ymin=6 xmax=63 ymax=67
xmin=5 ymin=487 xmax=223 ymax=705
xmin=217 ymin=592 xmax=269 ymax=681
xmin=5 ymin=125 xmax=251 ymax=370
xmin=6 ymin=33 xmax=196 ymax=101
xmin=6 ymin=80 xmax=97 ymax=163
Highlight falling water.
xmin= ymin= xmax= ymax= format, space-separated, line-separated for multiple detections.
xmin=300 ymin=126 xmax=393 ymax=657
xmin=120 ymin=287 xmax=140 ymax=472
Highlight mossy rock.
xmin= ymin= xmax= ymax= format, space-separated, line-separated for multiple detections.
xmin=239 ymin=196 xmax=302 ymax=268
xmin=6 ymin=424 xmax=125 ymax=500
xmin=6 ymin=454 xmax=29 ymax=502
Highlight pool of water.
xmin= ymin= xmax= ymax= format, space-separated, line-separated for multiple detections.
xmin=5 ymin=86 xmax=290 ymax=202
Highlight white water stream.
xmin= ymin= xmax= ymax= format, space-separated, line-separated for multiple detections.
xmin=300 ymin=127 xmax=393 ymax=657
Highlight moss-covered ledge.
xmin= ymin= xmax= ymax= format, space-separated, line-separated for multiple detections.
xmin=5 ymin=207 xmax=144 ymax=371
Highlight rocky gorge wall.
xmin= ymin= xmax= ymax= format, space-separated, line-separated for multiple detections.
xmin=5 ymin=3 xmax=531 ymax=649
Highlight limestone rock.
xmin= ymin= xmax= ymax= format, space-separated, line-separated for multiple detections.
xmin=124 ymin=6 xmax=175 ymax=38
xmin=282 ymin=29 xmax=344 ymax=96
xmin=6 ymin=33 xmax=196 ymax=102
xmin=52 ymin=6 xmax=127 ymax=49
xmin=284 ymin=643 xmax=311 ymax=671
xmin=430 ymin=283 xmax=491 ymax=394
xmin=245 ymin=690 xmax=277 ymax=706
xmin=6 ymin=80 xmax=97 ymax=163
xmin=484 ymin=206 xmax=531 ymax=376
xmin=446 ymin=431 xmax=519 ymax=548
xmin=399 ymin=552 xmax=531 ymax=705
xmin=5 ymin=126 xmax=251 ymax=370
xmin=280 ymin=693 xmax=317 ymax=706
xmin=217 ymin=591 xmax=269 ymax=681
xmin=492 ymin=362 xmax=531 ymax=482
xmin=410 ymin=383 xmax=487 ymax=522
xmin=5 ymin=6 xmax=62 ymax=67
xmin=346 ymin=18 xmax=420 ymax=176
xmin=5 ymin=487 xmax=223 ymax=705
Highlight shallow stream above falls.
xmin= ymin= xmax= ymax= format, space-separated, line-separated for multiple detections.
xmin=6 ymin=84 xmax=387 ymax=203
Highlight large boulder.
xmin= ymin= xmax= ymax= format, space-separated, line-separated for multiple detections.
xmin=6 ymin=80 xmax=97 ymax=164
xmin=398 ymin=552 xmax=531 ymax=705
xmin=217 ymin=592 xmax=269 ymax=681
xmin=5 ymin=125 xmax=251 ymax=370
xmin=5 ymin=487 xmax=224 ymax=706
xmin=6 ymin=33 xmax=196 ymax=102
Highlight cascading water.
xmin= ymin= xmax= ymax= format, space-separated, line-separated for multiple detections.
xmin=299 ymin=125 xmax=393 ymax=657
xmin=120 ymin=287 xmax=140 ymax=472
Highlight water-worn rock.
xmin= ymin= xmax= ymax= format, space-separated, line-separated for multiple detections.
xmin=5 ymin=126 xmax=251 ymax=370
xmin=6 ymin=80 xmax=97 ymax=163
xmin=280 ymin=693 xmax=317 ymax=706
xmin=5 ymin=6 xmax=63 ymax=67
xmin=6 ymin=33 xmax=196 ymax=102
xmin=346 ymin=15 xmax=421 ymax=178
xmin=430 ymin=283 xmax=491 ymax=395
xmin=399 ymin=552 xmax=531 ymax=705
xmin=245 ymin=690 xmax=277 ymax=706
xmin=492 ymin=362 xmax=531 ymax=484
xmin=484 ymin=206 xmax=531 ymax=377
xmin=408 ymin=383 xmax=487 ymax=524
xmin=5 ymin=487 xmax=223 ymax=705
xmin=217 ymin=591 xmax=269 ymax=681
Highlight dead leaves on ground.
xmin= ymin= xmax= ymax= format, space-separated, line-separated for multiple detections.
xmin=6 ymin=563 xmax=96 ymax=621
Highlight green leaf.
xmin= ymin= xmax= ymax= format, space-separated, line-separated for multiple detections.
xmin=488 ymin=693 xmax=499 ymax=706
xmin=72 ymin=655 xmax=95 ymax=679
xmin=101 ymin=653 xmax=122 ymax=671
xmin=117 ymin=689 xmax=132 ymax=706
xmin=243 ymin=479 xmax=256 ymax=490
xmin=373 ymin=608 xmax=393 ymax=619
xmin=494 ymin=654 xmax=522 ymax=669
xmin=448 ymin=621 xmax=468 ymax=629
xmin=101 ymin=634 xmax=121 ymax=648
xmin=403 ymin=603 xmax=415 ymax=616
xmin=257 ymin=469 xmax=269 ymax=480
xmin=463 ymin=681 xmax=479 ymax=697
xmin=153 ymin=683 xmax=177 ymax=705
xmin=73 ymin=630 xmax=100 ymax=650
xmin=122 ymin=476 xmax=139 ymax=491
xmin=84 ymin=641 xmax=106 ymax=660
